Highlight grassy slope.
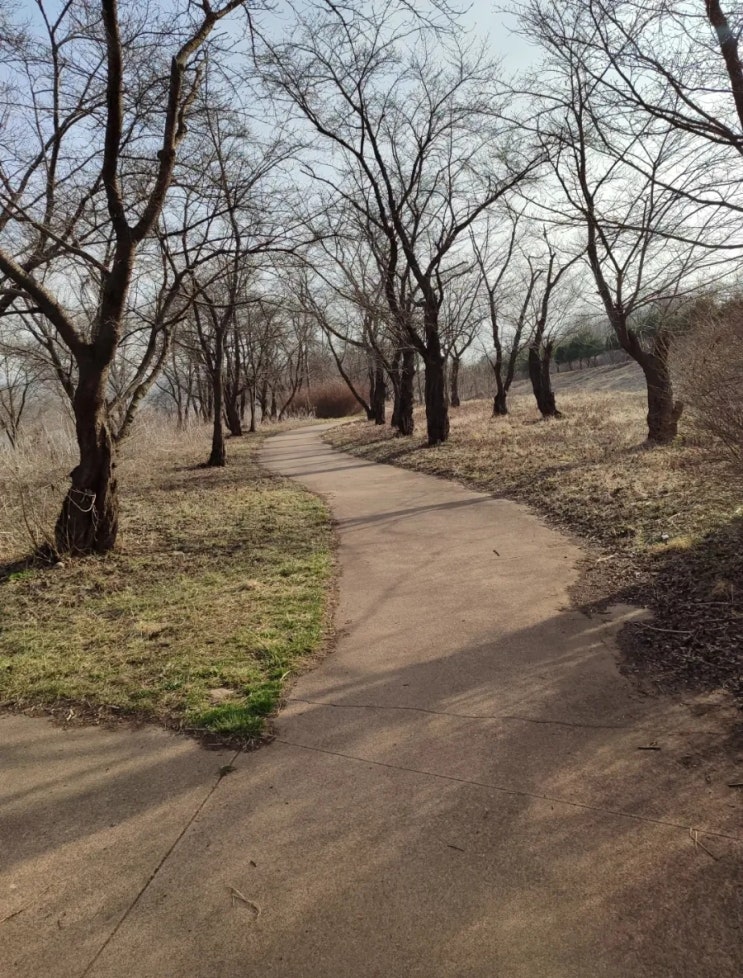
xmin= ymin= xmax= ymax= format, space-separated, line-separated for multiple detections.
xmin=326 ymin=392 xmax=743 ymax=698
xmin=0 ymin=425 xmax=333 ymax=744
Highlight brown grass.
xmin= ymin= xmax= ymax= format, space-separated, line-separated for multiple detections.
xmin=326 ymin=391 xmax=743 ymax=698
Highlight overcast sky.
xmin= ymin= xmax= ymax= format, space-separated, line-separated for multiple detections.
xmin=459 ymin=1 xmax=540 ymax=72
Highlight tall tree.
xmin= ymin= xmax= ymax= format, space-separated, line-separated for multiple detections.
xmin=523 ymin=10 xmax=728 ymax=441
xmin=0 ymin=0 xmax=249 ymax=553
xmin=261 ymin=4 xmax=540 ymax=444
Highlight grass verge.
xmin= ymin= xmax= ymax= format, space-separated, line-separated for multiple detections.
xmin=0 ymin=423 xmax=333 ymax=746
xmin=326 ymin=392 xmax=743 ymax=699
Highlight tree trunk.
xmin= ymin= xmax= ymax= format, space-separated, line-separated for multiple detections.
xmin=493 ymin=386 xmax=508 ymax=415
xmin=390 ymin=350 xmax=401 ymax=428
xmin=424 ymin=352 xmax=449 ymax=445
xmin=450 ymin=356 xmax=461 ymax=408
xmin=391 ymin=348 xmax=415 ymax=435
xmin=249 ymin=396 xmax=257 ymax=434
xmin=224 ymin=393 xmax=243 ymax=437
xmin=641 ymin=340 xmax=683 ymax=444
xmin=492 ymin=350 xmax=508 ymax=415
xmin=611 ymin=319 xmax=682 ymax=444
xmin=396 ymin=348 xmax=415 ymax=435
xmin=207 ymin=332 xmax=226 ymax=467
xmin=528 ymin=343 xmax=561 ymax=419
xmin=54 ymin=357 xmax=118 ymax=555
xmin=371 ymin=361 xmax=386 ymax=424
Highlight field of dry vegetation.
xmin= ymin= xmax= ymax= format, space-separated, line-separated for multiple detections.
xmin=0 ymin=419 xmax=333 ymax=744
xmin=326 ymin=390 xmax=743 ymax=699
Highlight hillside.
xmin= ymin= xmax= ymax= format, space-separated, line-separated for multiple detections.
xmin=512 ymin=359 xmax=646 ymax=396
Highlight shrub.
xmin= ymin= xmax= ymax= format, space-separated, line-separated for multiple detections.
xmin=308 ymin=381 xmax=364 ymax=419
xmin=673 ymin=299 xmax=743 ymax=473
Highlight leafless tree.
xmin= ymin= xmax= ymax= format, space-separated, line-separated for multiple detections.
xmin=0 ymin=0 xmax=249 ymax=553
xmin=520 ymin=0 xmax=743 ymax=182
xmin=440 ymin=269 xmax=482 ymax=408
xmin=524 ymin=236 xmax=584 ymax=419
xmin=298 ymin=232 xmax=402 ymax=425
xmin=472 ymin=211 xmax=536 ymax=416
xmin=158 ymin=88 xmax=304 ymax=465
xmin=522 ymin=11 xmax=731 ymax=441
xmin=0 ymin=345 xmax=40 ymax=448
xmin=261 ymin=4 xmax=541 ymax=444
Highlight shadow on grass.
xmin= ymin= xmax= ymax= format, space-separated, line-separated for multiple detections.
xmin=0 ymin=553 xmax=57 ymax=585
xmin=587 ymin=515 xmax=743 ymax=701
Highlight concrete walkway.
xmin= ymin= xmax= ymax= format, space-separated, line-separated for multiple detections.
xmin=2 ymin=426 xmax=742 ymax=978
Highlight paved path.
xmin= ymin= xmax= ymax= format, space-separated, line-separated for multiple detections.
xmin=3 ymin=426 xmax=742 ymax=977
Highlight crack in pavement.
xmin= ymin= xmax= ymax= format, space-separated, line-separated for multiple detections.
xmin=274 ymin=738 xmax=742 ymax=847
xmin=287 ymin=697 xmax=631 ymax=730
xmin=78 ymin=749 xmax=241 ymax=978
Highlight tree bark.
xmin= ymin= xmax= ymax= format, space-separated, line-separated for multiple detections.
xmin=371 ymin=360 xmax=386 ymax=424
xmin=207 ymin=331 xmax=226 ymax=467
xmin=224 ymin=393 xmax=243 ymax=436
xmin=396 ymin=349 xmax=415 ymax=435
xmin=424 ymin=351 xmax=449 ymax=445
xmin=54 ymin=356 xmax=118 ymax=555
xmin=450 ymin=356 xmax=461 ymax=407
xmin=390 ymin=350 xmax=401 ymax=428
xmin=641 ymin=332 xmax=683 ymax=444
xmin=492 ymin=338 xmax=509 ymax=415
xmin=249 ymin=395 xmax=257 ymax=434
xmin=528 ymin=343 xmax=561 ymax=419
xmin=493 ymin=385 xmax=508 ymax=416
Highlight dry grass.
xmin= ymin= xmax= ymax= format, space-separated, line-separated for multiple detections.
xmin=327 ymin=391 xmax=743 ymax=698
xmin=327 ymin=392 xmax=739 ymax=548
xmin=0 ymin=419 xmax=78 ymax=559
xmin=0 ymin=416 xmax=333 ymax=744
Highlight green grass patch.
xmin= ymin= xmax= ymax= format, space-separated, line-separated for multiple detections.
xmin=0 ymin=430 xmax=333 ymax=745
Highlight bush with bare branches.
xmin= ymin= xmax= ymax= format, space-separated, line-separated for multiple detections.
xmin=309 ymin=382 xmax=365 ymax=419
xmin=673 ymin=301 xmax=743 ymax=472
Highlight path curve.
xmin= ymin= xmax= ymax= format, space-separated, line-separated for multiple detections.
xmin=3 ymin=425 xmax=742 ymax=978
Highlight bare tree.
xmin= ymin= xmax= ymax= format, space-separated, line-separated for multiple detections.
xmin=0 ymin=0 xmax=249 ymax=553
xmin=299 ymin=234 xmax=402 ymax=425
xmin=440 ymin=270 xmax=482 ymax=408
xmin=0 ymin=346 xmax=39 ymax=447
xmin=524 ymin=15 xmax=729 ymax=442
xmin=524 ymin=237 xmax=584 ymax=419
xmin=472 ymin=211 xmax=538 ymax=416
xmin=261 ymin=5 xmax=540 ymax=444
xmin=522 ymin=0 xmax=743 ymax=176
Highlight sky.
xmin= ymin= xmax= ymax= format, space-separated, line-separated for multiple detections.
xmin=459 ymin=1 xmax=539 ymax=72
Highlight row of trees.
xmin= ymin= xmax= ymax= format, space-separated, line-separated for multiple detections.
xmin=1 ymin=0 xmax=742 ymax=555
